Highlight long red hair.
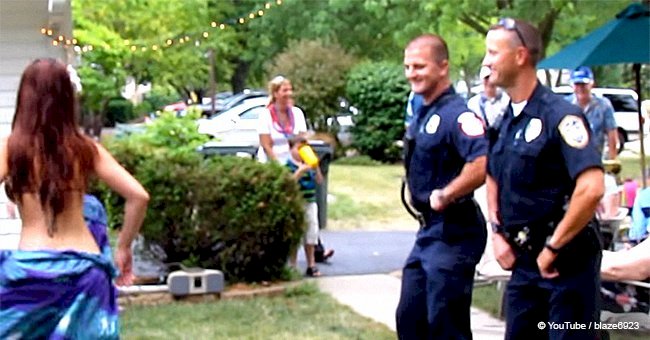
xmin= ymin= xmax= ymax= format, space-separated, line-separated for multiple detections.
xmin=7 ymin=58 xmax=97 ymax=234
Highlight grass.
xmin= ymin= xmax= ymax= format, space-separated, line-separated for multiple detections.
xmin=619 ymin=155 xmax=650 ymax=181
xmin=326 ymin=163 xmax=416 ymax=230
xmin=120 ymin=282 xmax=394 ymax=339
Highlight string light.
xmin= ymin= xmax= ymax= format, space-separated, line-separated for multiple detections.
xmin=41 ymin=0 xmax=285 ymax=54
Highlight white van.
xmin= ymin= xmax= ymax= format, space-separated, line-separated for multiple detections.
xmin=552 ymin=86 xmax=645 ymax=153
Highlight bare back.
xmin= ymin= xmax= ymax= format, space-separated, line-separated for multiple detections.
xmin=0 ymin=137 xmax=100 ymax=253
xmin=17 ymin=192 xmax=100 ymax=253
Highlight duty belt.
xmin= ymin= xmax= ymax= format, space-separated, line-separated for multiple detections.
xmin=501 ymin=220 xmax=555 ymax=254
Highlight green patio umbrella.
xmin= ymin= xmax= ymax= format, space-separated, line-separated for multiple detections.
xmin=538 ymin=2 xmax=650 ymax=183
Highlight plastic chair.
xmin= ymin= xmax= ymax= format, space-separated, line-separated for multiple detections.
xmin=599 ymin=207 xmax=629 ymax=250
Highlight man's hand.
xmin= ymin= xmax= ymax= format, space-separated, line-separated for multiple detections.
xmin=537 ymin=247 xmax=559 ymax=279
xmin=493 ymin=233 xmax=516 ymax=270
xmin=430 ymin=189 xmax=452 ymax=211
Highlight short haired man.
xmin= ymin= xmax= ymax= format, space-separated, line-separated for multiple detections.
xmin=483 ymin=18 xmax=604 ymax=339
xmin=397 ymin=34 xmax=487 ymax=339
xmin=566 ymin=66 xmax=619 ymax=160
xmin=467 ymin=66 xmax=510 ymax=130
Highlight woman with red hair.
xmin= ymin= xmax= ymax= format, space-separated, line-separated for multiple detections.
xmin=0 ymin=58 xmax=149 ymax=338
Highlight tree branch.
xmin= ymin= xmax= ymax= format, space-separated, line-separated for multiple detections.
xmin=459 ymin=13 xmax=490 ymax=35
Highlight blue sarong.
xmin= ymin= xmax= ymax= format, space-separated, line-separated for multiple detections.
xmin=0 ymin=195 xmax=119 ymax=339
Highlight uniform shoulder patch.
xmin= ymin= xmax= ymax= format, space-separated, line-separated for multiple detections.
xmin=457 ymin=111 xmax=485 ymax=137
xmin=558 ymin=115 xmax=589 ymax=149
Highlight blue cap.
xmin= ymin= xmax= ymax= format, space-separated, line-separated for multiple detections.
xmin=570 ymin=66 xmax=594 ymax=84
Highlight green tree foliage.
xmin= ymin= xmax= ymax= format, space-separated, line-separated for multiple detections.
xmin=266 ymin=39 xmax=356 ymax=130
xmin=346 ymin=62 xmax=409 ymax=163
xmin=73 ymin=0 xmax=237 ymax=100
xmin=95 ymin=112 xmax=304 ymax=283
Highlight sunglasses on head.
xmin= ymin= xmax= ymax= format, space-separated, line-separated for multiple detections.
xmin=270 ymin=75 xmax=286 ymax=85
xmin=498 ymin=18 xmax=527 ymax=49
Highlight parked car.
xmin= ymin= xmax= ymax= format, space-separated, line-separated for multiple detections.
xmin=552 ymin=86 xmax=644 ymax=152
xmin=197 ymin=96 xmax=269 ymax=145
xmin=198 ymin=90 xmax=267 ymax=116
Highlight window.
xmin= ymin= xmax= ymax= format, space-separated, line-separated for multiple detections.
xmin=602 ymin=94 xmax=638 ymax=112
xmin=240 ymin=106 xmax=266 ymax=120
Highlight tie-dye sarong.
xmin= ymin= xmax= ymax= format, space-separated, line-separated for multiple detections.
xmin=0 ymin=195 xmax=119 ymax=339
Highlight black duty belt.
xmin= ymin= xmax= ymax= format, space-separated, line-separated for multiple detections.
xmin=501 ymin=220 xmax=556 ymax=254
xmin=418 ymin=197 xmax=475 ymax=228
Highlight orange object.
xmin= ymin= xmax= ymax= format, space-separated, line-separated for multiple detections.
xmin=298 ymin=144 xmax=319 ymax=167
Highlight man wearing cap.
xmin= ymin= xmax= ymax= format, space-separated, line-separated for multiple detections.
xmin=467 ymin=66 xmax=510 ymax=131
xmin=483 ymin=18 xmax=604 ymax=339
xmin=566 ymin=66 xmax=619 ymax=160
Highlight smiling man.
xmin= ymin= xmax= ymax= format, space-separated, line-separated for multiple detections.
xmin=396 ymin=34 xmax=488 ymax=339
xmin=483 ymin=18 xmax=604 ymax=340
xmin=566 ymin=66 xmax=618 ymax=160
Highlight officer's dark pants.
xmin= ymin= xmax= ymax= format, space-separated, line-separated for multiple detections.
xmin=505 ymin=238 xmax=601 ymax=340
xmin=396 ymin=202 xmax=486 ymax=340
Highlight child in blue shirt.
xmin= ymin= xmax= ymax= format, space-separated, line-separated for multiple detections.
xmin=286 ymin=136 xmax=323 ymax=277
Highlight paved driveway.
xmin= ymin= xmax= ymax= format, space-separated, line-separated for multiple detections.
xmin=298 ymin=230 xmax=416 ymax=276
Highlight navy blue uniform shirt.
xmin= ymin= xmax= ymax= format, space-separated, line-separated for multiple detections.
xmin=406 ymin=87 xmax=488 ymax=217
xmin=488 ymin=83 xmax=602 ymax=226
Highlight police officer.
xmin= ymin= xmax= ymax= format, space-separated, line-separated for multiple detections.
xmin=483 ymin=19 xmax=604 ymax=339
xmin=396 ymin=34 xmax=488 ymax=339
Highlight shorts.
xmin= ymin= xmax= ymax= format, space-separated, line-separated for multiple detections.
xmin=304 ymin=202 xmax=319 ymax=245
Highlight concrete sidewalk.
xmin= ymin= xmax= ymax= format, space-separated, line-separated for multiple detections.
xmin=317 ymin=274 xmax=505 ymax=339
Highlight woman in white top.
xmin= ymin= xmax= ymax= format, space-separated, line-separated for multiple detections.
xmin=257 ymin=76 xmax=307 ymax=163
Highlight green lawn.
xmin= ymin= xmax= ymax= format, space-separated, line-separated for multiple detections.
xmin=327 ymin=163 xmax=416 ymax=230
xmin=121 ymin=283 xmax=394 ymax=339
xmin=619 ymin=155 xmax=650 ymax=181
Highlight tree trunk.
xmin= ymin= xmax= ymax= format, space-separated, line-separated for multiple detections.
xmin=231 ymin=58 xmax=250 ymax=94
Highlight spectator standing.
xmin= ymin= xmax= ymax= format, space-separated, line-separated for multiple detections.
xmin=483 ymin=18 xmax=604 ymax=339
xmin=565 ymin=66 xmax=619 ymax=160
xmin=397 ymin=34 xmax=488 ymax=339
xmin=257 ymin=76 xmax=307 ymax=164
xmin=467 ymin=66 xmax=510 ymax=131
xmin=286 ymin=136 xmax=323 ymax=277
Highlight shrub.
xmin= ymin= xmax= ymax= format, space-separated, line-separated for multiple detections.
xmin=105 ymin=98 xmax=135 ymax=126
xmin=94 ymin=112 xmax=306 ymax=283
xmin=346 ymin=62 xmax=409 ymax=163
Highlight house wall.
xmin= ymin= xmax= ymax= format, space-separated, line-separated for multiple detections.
xmin=0 ymin=0 xmax=72 ymax=136
xmin=0 ymin=0 xmax=72 ymax=249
